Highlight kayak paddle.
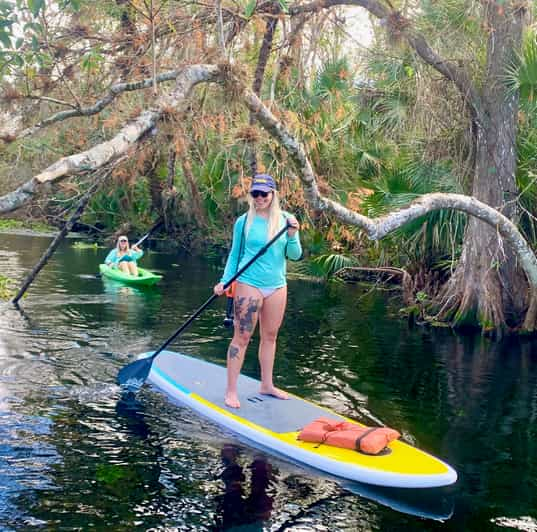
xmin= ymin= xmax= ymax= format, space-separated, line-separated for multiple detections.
xmin=116 ymin=222 xmax=290 ymax=390
xmin=132 ymin=219 xmax=164 ymax=248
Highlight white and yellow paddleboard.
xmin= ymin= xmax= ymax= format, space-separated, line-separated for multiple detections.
xmin=144 ymin=351 xmax=457 ymax=489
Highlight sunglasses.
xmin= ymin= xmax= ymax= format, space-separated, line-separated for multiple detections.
xmin=250 ymin=190 xmax=271 ymax=198
xmin=119 ymin=239 xmax=128 ymax=243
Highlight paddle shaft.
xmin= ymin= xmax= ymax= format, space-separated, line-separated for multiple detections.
xmin=133 ymin=219 xmax=163 ymax=248
xmin=149 ymin=223 xmax=289 ymax=359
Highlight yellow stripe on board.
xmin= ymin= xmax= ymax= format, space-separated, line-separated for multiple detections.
xmin=190 ymin=393 xmax=449 ymax=476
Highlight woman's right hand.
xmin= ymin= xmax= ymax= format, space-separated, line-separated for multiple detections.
xmin=213 ymin=282 xmax=225 ymax=296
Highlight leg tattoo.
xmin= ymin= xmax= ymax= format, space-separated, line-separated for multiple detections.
xmin=235 ymin=296 xmax=259 ymax=335
xmin=228 ymin=344 xmax=240 ymax=360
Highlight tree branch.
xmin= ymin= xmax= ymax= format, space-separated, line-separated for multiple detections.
xmin=289 ymin=0 xmax=482 ymax=120
xmin=2 ymin=70 xmax=181 ymax=142
xmin=0 ymin=64 xmax=221 ymax=214
xmin=236 ymin=81 xmax=537 ymax=323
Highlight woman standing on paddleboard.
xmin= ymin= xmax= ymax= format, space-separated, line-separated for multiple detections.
xmin=213 ymin=174 xmax=302 ymax=408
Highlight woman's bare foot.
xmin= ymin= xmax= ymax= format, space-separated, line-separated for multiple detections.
xmin=259 ymin=386 xmax=289 ymax=400
xmin=225 ymin=391 xmax=241 ymax=408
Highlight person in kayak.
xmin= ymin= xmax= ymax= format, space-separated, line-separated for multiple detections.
xmin=104 ymin=235 xmax=144 ymax=277
xmin=213 ymin=174 xmax=302 ymax=408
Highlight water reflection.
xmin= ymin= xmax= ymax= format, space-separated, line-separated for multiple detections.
xmin=1 ymin=232 xmax=537 ymax=530
xmin=214 ymin=444 xmax=274 ymax=531
xmin=100 ymin=277 xmax=162 ymax=326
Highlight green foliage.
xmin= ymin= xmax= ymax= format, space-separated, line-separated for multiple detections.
xmin=294 ymin=253 xmax=357 ymax=282
xmin=313 ymin=57 xmax=353 ymax=97
xmin=0 ymin=273 xmax=15 ymax=300
xmin=0 ymin=218 xmax=55 ymax=232
xmin=360 ymin=157 xmax=465 ymax=265
xmin=506 ymin=30 xmax=537 ymax=103
xmin=71 ymin=241 xmax=102 ymax=250
xmin=83 ymin=177 xmax=153 ymax=233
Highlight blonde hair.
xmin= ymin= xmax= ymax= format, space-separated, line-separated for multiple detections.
xmin=245 ymin=190 xmax=283 ymax=240
xmin=116 ymin=235 xmax=130 ymax=252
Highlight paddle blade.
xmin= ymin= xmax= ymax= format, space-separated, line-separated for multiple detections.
xmin=116 ymin=356 xmax=153 ymax=390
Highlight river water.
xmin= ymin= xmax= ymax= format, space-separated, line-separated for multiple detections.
xmin=0 ymin=232 xmax=536 ymax=531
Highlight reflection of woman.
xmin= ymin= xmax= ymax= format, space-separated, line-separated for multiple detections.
xmin=213 ymin=174 xmax=301 ymax=408
xmin=215 ymin=444 xmax=274 ymax=531
xmin=104 ymin=236 xmax=143 ymax=277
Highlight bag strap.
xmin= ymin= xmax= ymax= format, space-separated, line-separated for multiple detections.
xmin=355 ymin=427 xmax=381 ymax=453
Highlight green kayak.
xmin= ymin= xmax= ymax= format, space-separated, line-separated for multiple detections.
xmin=99 ymin=264 xmax=162 ymax=286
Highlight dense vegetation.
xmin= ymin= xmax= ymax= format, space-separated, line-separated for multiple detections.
xmin=1 ymin=0 xmax=536 ymax=332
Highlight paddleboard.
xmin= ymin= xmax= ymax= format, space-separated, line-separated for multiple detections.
xmin=143 ymin=350 xmax=457 ymax=488
xmin=99 ymin=264 xmax=162 ymax=286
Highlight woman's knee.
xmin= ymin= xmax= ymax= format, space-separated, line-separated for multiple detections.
xmin=232 ymin=332 xmax=252 ymax=349
xmin=260 ymin=329 xmax=279 ymax=343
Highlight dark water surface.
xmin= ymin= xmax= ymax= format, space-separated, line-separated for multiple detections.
xmin=1 ymin=232 xmax=536 ymax=531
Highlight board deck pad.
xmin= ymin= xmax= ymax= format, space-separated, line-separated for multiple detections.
xmin=154 ymin=350 xmax=343 ymax=433
xmin=146 ymin=350 xmax=458 ymax=489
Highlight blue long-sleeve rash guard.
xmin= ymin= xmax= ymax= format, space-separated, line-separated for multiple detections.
xmin=104 ymin=248 xmax=144 ymax=267
xmin=220 ymin=213 xmax=302 ymax=289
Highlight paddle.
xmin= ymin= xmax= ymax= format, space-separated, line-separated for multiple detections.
xmin=131 ymin=219 xmax=164 ymax=248
xmin=116 ymin=221 xmax=290 ymax=389
xmin=98 ymin=219 xmax=163 ymax=275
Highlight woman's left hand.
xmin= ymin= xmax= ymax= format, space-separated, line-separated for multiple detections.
xmin=286 ymin=215 xmax=300 ymax=237
xmin=132 ymin=245 xmax=141 ymax=252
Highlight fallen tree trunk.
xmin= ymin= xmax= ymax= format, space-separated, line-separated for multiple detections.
xmin=0 ymin=65 xmax=221 ymax=215
xmin=238 ymin=83 xmax=537 ymax=331
xmin=2 ymin=62 xmax=537 ymax=331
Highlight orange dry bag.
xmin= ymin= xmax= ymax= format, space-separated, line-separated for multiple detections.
xmin=298 ymin=417 xmax=400 ymax=455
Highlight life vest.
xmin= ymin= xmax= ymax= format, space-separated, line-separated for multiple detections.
xmin=297 ymin=417 xmax=400 ymax=455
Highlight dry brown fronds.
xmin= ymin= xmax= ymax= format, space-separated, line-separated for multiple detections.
xmin=1 ymin=86 xmax=23 ymax=102
xmin=136 ymin=146 xmax=154 ymax=174
xmin=111 ymin=166 xmax=130 ymax=183
xmin=71 ymin=24 xmax=90 ymax=37
xmin=53 ymin=43 xmax=69 ymax=59
xmin=253 ymin=17 xmax=267 ymax=36
xmin=161 ymin=105 xmax=183 ymax=121
xmin=132 ymin=33 xmax=149 ymax=50
xmin=58 ymin=181 xmax=80 ymax=194
xmin=0 ymin=134 xmax=17 ymax=143
xmin=385 ymin=11 xmax=411 ymax=46
xmin=62 ymin=64 xmax=75 ymax=80
xmin=128 ymin=106 xmax=142 ymax=120
xmin=231 ymin=183 xmax=246 ymax=199
xmin=316 ymin=174 xmax=332 ymax=196
xmin=346 ymin=188 xmax=374 ymax=211
xmin=173 ymin=134 xmax=186 ymax=156
xmin=115 ymin=56 xmax=131 ymax=73
xmin=235 ymin=125 xmax=260 ymax=143
xmin=219 ymin=62 xmax=248 ymax=102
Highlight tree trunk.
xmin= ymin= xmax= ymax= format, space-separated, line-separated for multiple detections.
xmin=438 ymin=3 xmax=526 ymax=332
xmin=247 ymin=4 xmax=279 ymax=176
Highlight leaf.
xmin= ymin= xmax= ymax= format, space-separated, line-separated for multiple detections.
xmin=28 ymin=0 xmax=45 ymax=17
xmin=244 ymin=0 xmax=256 ymax=18
xmin=0 ymin=1 xmax=13 ymax=14
xmin=12 ymin=53 xmax=24 ymax=66
xmin=278 ymin=0 xmax=288 ymax=13
xmin=15 ymin=37 xmax=23 ymax=48
xmin=0 ymin=30 xmax=11 ymax=48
